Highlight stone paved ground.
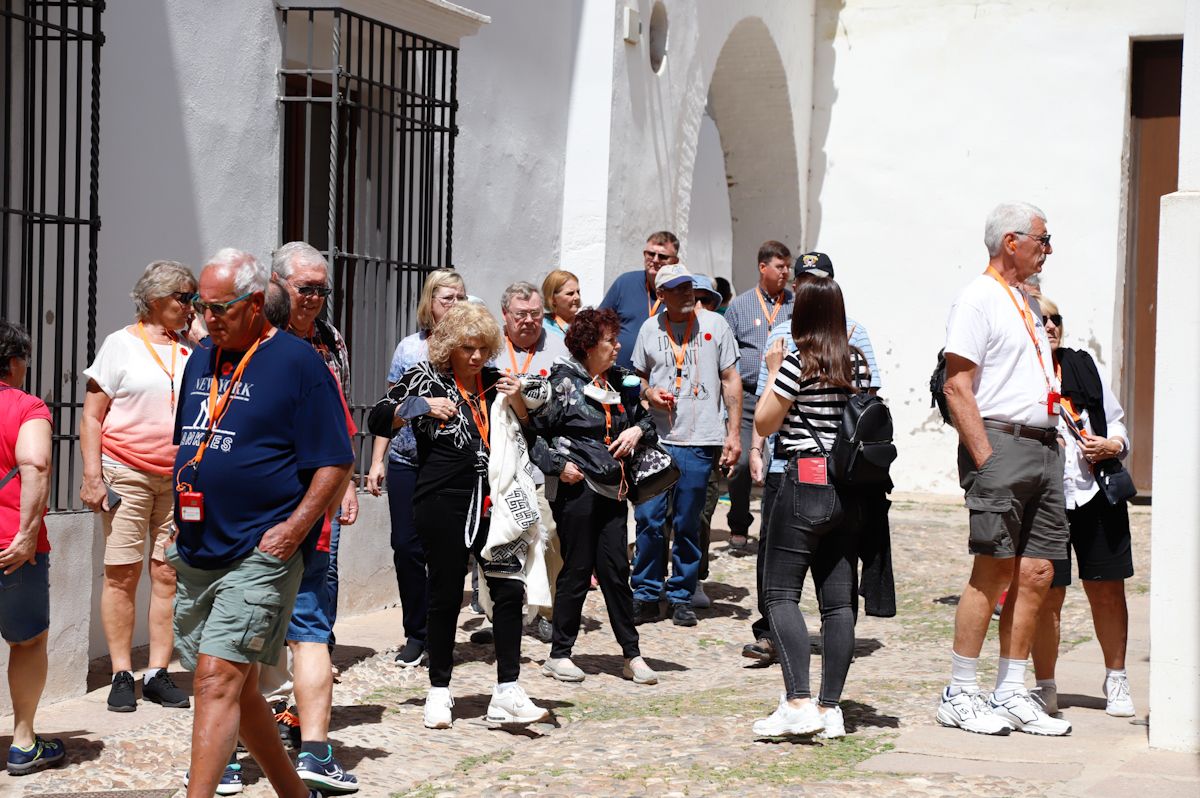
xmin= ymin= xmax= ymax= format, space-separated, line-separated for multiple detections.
xmin=0 ymin=496 xmax=1165 ymax=798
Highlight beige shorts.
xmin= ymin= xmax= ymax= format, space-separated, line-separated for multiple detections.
xmin=102 ymin=465 xmax=175 ymax=566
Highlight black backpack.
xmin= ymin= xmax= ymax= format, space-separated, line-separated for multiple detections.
xmin=799 ymin=371 xmax=897 ymax=487
xmin=929 ymin=348 xmax=953 ymax=426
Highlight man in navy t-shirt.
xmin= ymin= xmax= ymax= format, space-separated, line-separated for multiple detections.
xmin=167 ymin=248 xmax=353 ymax=798
xmin=598 ymin=230 xmax=678 ymax=369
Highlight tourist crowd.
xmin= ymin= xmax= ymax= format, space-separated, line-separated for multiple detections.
xmin=0 ymin=202 xmax=1137 ymax=795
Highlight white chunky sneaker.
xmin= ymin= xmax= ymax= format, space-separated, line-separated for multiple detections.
xmin=541 ymin=657 xmax=586 ymax=683
xmin=622 ymin=656 xmax=659 ymax=685
xmin=752 ymin=695 xmax=824 ymax=737
xmin=936 ymin=687 xmax=1012 ymax=735
xmin=486 ymin=684 xmax=549 ymax=725
xmin=818 ymin=705 xmax=846 ymax=739
xmin=1030 ymin=685 xmax=1059 ymax=716
xmin=988 ymin=691 xmax=1072 ymax=736
xmin=1104 ymin=675 xmax=1135 ymax=718
xmin=423 ymin=687 xmax=453 ymax=729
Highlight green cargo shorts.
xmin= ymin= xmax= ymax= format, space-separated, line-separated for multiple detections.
xmin=166 ymin=542 xmax=304 ymax=671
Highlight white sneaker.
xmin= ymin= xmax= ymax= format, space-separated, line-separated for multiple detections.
xmin=692 ymin=583 xmax=712 ymax=609
xmin=989 ymin=691 xmax=1072 ymax=736
xmin=752 ymin=695 xmax=824 ymax=737
xmin=818 ymin=705 xmax=846 ymax=739
xmin=541 ymin=657 xmax=586 ymax=683
xmin=1030 ymin=685 xmax=1059 ymax=716
xmin=1104 ymin=675 xmax=1135 ymax=717
xmin=622 ymin=656 xmax=659 ymax=685
xmin=486 ymin=684 xmax=549 ymax=725
xmin=423 ymin=687 xmax=453 ymax=729
xmin=935 ymin=687 xmax=1012 ymax=735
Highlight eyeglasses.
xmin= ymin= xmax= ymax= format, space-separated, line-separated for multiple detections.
xmin=192 ymin=291 xmax=253 ymax=317
xmin=1015 ymin=231 xmax=1052 ymax=247
xmin=508 ymin=310 xmax=544 ymax=321
xmin=293 ymin=283 xmax=333 ymax=298
xmin=171 ymin=291 xmax=196 ymax=305
xmin=434 ymin=293 xmax=466 ymax=307
xmin=1042 ymin=313 xmax=1062 ymax=327
xmin=643 ymin=250 xmax=675 ymax=262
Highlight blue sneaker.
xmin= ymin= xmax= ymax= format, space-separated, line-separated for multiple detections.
xmin=184 ymin=760 xmax=244 ymax=795
xmin=296 ymin=750 xmax=359 ymax=794
xmin=7 ymin=736 xmax=66 ymax=775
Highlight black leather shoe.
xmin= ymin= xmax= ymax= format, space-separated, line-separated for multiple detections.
xmin=671 ymin=603 xmax=698 ymax=627
xmin=632 ymin=599 xmax=659 ymax=626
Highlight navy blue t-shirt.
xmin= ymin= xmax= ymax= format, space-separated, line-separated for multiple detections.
xmin=172 ymin=331 xmax=354 ymax=569
xmin=598 ymin=270 xmax=663 ymax=370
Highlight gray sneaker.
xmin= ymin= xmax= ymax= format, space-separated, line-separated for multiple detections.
xmin=541 ymin=657 xmax=586 ymax=683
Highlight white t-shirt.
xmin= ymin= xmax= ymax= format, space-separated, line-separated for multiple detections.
xmin=83 ymin=327 xmax=193 ymax=475
xmin=944 ymin=273 xmax=1059 ymax=428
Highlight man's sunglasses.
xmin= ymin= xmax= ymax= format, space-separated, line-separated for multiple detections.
xmin=1016 ymin=231 xmax=1052 ymax=247
xmin=643 ymin=250 xmax=675 ymax=262
xmin=192 ymin=291 xmax=254 ymax=317
xmin=1043 ymin=313 xmax=1062 ymax=327
xmin=294 ymin=284 xmax=333 ymax=298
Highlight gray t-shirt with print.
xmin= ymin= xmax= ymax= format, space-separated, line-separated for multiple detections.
xmin=632 ymin=308 xmax=738 ymax=447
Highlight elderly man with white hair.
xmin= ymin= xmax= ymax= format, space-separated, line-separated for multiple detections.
xmin=937 ymin=202 xmax=1072 ymax=738
xmin=167 ymin=248 xmax=354 ymax=798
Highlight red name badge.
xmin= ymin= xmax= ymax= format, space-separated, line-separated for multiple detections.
xmin=179 ymin=491 xmax=204 ymax=523
xmin=795 ymin=457 xmax=829 ymax=485
xmin=1046 ymin=391 xmax=1061 ymax=415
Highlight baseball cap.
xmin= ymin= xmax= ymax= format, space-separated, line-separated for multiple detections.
xmin=795 ymin=252 xmax=835 ymax=279
xmin=691 ymin=274 xmax=722 ymax=306
xmin=654 ymin=263 xmax=695 ymax=291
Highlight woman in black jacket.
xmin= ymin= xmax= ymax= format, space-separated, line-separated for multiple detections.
xmin=527 ymin=308 xmax=659 ymax=685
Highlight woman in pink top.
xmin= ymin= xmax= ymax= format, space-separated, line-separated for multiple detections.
xmin=80 ymin=260 xmax=196 ymax=714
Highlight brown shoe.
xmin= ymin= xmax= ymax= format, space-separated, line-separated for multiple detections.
xmin=742 ymin=637 xmax=776 ymax=664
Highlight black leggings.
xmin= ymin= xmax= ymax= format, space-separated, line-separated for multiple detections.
xmin=549 ymin=481 xmax=640 ymax=660
xmin=387 ymin=460 xmax=429 ymax=645
xmin=414 ymin=488 xmax=526 ymax=688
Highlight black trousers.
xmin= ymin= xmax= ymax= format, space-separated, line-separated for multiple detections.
xmin=549 ymin=481 xmax=640 ymax=660
xmin=387 ymin=460 xmax=429 ymax=645
xmin=750 ymin=471 xmax=784 ymax=642
xmin=414 ymin=487 xmax=525 ymax=688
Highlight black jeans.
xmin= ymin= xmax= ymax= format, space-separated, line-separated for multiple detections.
xmin=549 ymin=481 xmax=640 ymax=659
xmin=750 ymin=471 xmax=783 ymax=642
xmin=414 ymin=487 xmax=525 ymax=688
xmin=387 ymin=460 xmax=429 ymax=645
xmin=761 ymin=472 xmax=861 ymax=705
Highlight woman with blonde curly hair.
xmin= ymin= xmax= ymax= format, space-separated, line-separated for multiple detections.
xmin=369 ymin=302 xmax=549 ymax=731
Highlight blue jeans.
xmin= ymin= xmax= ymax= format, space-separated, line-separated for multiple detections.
xmin=0 ymin=555 xmax=49 ymax=643
xmin=631 ymin=444 xmax=716 ymax=604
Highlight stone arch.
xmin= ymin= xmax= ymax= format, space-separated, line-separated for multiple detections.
xmin=701 ymin=17 xmax=803 ymax=289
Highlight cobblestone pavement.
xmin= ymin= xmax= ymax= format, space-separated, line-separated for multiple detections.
xmin=2 ymin=496 xmax=1153 ymax=797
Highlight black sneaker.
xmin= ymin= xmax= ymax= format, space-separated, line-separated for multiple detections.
xmin=742 ymin=637 xmax=776 ymax=664
xmin=526 ymin=616 xmax=553 ymax=643
xmin=632 ymin=599 xmax=660 ymax=626
xmin=296 ymin=751 xmax=359 ymax=794
xmin=143 ymin=668 xmax=190 ymax=708
xmin=107 ymin=671 xmax=137 ymax=712
xmin=469 ymin=627 xmax=494 ymax=644
xmin=671 ymin=603 xmax=698 ymax=627
xmin=273 ymin=701 xmax=301 ymax=750
xmin=7 ymin=736 xmax=66 ymax=776
xmin=394 ymin=639 xmax=427 ymax=667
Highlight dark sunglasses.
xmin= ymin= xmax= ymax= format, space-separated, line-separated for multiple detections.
xmin=171 ymin=291 xmax=197 ymax=305
xmin=192 ymin=291 xmax=253 ymax=317
xmin=1042 ymin=313 xmax=1062 ymax=327
xmin=1016 ymin=231 xmax=1052 ymax=247
xmin=643 ymin=250 xmax=674 ymax=262
xmin=294 ymin=284 xmax=333 ymax=298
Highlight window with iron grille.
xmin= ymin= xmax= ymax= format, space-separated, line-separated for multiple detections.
xmin=279 ymin=6 xmax=458 ymax=477
xmin=1 ymin=0 xmax=103 ymax=512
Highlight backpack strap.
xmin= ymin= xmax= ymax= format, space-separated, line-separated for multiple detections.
xmin=0 ymin=465 xmax=19 ymax=491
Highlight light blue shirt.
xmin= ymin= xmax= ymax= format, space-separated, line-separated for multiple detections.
xmin=385 ymin=331 xmax=429 ymax=465
xmin=756 ymin=317 xmax=882 ymax=473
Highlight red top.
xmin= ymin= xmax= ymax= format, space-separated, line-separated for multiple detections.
xmin=0 ymin=387 xmax=52 ymax=552
xmin=316 ymin=378 xmax=358 ymax=552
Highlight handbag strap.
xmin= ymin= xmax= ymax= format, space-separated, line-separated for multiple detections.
xmin=0 ymin=465 xmax=19 ymax=491
xmin=796 ymin=410 xmax=830 ymax=457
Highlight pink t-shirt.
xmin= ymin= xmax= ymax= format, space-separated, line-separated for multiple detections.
xmin=0 ymin=387 xmax=52 ymax=552
xmin=83 ymin=327 xmax=193 ymax=475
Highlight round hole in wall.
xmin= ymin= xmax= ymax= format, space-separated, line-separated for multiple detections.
xmin=649 ymin=2 xmax=668 ymax=74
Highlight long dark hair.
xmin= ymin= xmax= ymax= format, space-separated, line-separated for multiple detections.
xmin=789 ymin=274 xmax=857 ymax=390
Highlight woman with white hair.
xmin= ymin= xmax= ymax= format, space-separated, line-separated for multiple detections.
xmin=80 ymin=259 xmax=196 ymax=714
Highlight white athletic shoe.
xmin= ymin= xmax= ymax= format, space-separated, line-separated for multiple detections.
xmin=486 ymin=684 xmax=549 ymax=725
xmin=752 ymin=695 xmax=824 ymax=737
xmin=541 ymin=657 xmax=586 ymax=683
xmin=1104 ymin=675 xmax=1135 ymax=718
xmin=988 ymin=691 xmax=1072 ymax=736
xmin=818 ymin=705 xmax=846 ymax=739
xmin=423 ymin=687 xmax=453 ymax=729
xmin=936 ymin=687 xmax=1013 ymax=735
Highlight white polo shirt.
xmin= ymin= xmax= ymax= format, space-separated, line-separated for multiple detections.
xmin=944 ymin=272 xmax=1059 ymax=428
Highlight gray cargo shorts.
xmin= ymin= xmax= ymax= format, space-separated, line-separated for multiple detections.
xmin=957 ymin=425 xmax=1069 ymax=560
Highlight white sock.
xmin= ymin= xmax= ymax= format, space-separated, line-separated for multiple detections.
xmin=495 ymin=681 xmax=519 ymax=694
xmin=143 ymin=669 xmax=164 ymax=685
xmin=1036 ymin=678 xmax=1056 ymax=692
xmin=1105 ymin=668 xmax=1127 ymax=684
xmin=949 ymin=651 xmax=979 ymax=695
xmin=993 ymin=657 xmax=1027 ymax=700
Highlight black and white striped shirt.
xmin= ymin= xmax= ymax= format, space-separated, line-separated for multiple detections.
xmin=771 ymin=351 xmax=871 ymax=456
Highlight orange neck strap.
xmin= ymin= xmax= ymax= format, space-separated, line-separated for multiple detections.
xmin=755 ymin=287 xmax=784 ymax=327
xmin=455 ymin=372 xmax=490 ymax=450
xmin=985 ymin=266 xmax=1052 ymax=391
xmin=505 ymin=336 xmax=536 ymax=376
xmin=137 ymin=321 xmax=179 ymax=410
xmin=664 ymin=313 xmax=698 ymax=396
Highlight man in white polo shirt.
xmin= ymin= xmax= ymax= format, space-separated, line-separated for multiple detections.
xmin=936 ymin=201 xmax=1071 ymax=737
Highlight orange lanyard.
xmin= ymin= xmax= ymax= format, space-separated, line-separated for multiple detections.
xmin=552 ymin=315 xmax=568 ymax=332
xmin=176 ymin=330 xmax=268 ymax=491
xmin=505 ymin=337 xmax=535 ymax=376
xmin=1054 ymin=364 xmax=1086 ymax=428
xmin=137 ymin=321 xmax=179 ymax=410
xmin=664 ymin=313 xmax=698 ymax=396
xmin=593 ymin=376 xmax=616 ymax=443
xmin=455 ymin=373 xmax=490 ymax=450
xmin=985 ymin=267 xmax=1052 ymax=391
xmin=648 ymin=296 xmax=662 ymax=318
xmin=755 ymin=288 xmax=783 ymax=327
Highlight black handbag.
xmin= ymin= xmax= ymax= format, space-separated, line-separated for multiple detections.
xmin=1094 ymin=458 xmax=1137 ymax=505
xmin=624 ymin=441 xmax=680 ymax=506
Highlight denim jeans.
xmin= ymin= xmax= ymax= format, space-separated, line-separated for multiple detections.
xmin=326 ymin=512 xmax=341 ymax=643
xmin=761 ymin=470 xmax=861 ymax=705
xmin=725 ymin=393 xmax=758 ymax=536
xmin=632 ymin=444 xmax=716 ymax=604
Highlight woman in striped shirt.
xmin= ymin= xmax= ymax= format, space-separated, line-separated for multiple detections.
xmin=750 ymin=274 xmax=870 ymax=740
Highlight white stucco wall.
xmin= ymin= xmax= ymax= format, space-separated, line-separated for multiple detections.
xmin=808 ymin=0 xmax=1185 ymax=493
xmin=685 ymin=111 xmax=734 ymax=282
